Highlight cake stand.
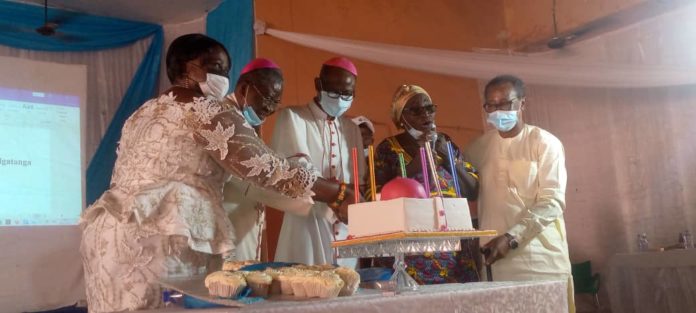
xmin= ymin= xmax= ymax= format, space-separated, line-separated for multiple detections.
xmin=332 ymin=230 xmax=497 ymax=292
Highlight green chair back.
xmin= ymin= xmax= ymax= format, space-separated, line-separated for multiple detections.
xmin=571 ymin=261 xmax=599 ymax=294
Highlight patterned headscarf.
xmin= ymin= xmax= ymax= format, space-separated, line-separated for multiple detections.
xmin=391 ymin=84 xmax=431 ymax=129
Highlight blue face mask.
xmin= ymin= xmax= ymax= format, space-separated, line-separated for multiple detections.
xmin=319 ymin=91 xmax=352 ymax=117
xmin=243 ymin=105 xmax=264 ymax=126
xmin=241 ymin=86 xmax=265 ymax=126
xmin=487 ymin=110 xmax=518 ymax=132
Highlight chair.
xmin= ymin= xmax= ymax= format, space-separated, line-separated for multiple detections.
xmin=571 ymin=261 xmax=601 ymax=309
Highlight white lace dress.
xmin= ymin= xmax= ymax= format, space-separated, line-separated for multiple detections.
xmin=80 ymin=93 xmax=316 ymax=312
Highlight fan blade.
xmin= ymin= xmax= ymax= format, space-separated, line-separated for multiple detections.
xmin=0 ymin=23 xmax=36 ymax=34
xmin=48 ymin=11 xmax=81 ymax=27
xmin=53 ymin=31 xmax=86 ymax=43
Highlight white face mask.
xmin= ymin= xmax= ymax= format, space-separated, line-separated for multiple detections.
xmin=403 ymin=119 xmax=437 ymax=143
xmin=199 ymin=73 xmax=229 ymax=100
xmin=407 ymin=127 xmax=424 ymax=139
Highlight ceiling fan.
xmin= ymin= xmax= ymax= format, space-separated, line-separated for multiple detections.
xmin=511 ymin=0 xmax=621 ymax=53
xmin=546 ymin=0 xmax=597 ymax=49
xmin=514 ymin=0 xmax=692 ymax=53
xmin=473 ymin=0 xmax=616 ymax=55
xmin=0 ymin=0 xmax=83 ymax=42
xmin=36 ymin=0 xmax=60 ymax=36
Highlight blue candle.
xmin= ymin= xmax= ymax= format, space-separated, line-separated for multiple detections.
xmin=446 ymin=141 xmax=462 ymax=198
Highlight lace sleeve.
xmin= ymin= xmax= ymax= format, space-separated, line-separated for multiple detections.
xmin=193 ymin=106 xmax=317 ymax=199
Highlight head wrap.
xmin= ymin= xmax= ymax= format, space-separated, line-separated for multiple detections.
xmin=240 ymin=58 xmax=280 ymax=75
xmin=391 ymin=84 xmax=431 ymax=128
xmin=322 ymin=57 xmax=358 ymax=76
xmin=351 ymin=116 xmax=375 ymax=134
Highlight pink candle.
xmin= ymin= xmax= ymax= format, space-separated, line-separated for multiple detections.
xmin=419 ymin=147 xmax=431 ymax=196
xmin=425 ymin=142 xmax=444 ymax=198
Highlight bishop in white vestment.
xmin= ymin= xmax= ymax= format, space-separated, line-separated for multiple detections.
xmin=273 ymin=57 xmax=365 ymax=266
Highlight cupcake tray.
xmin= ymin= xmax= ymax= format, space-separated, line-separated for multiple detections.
xmin=159 ymin=274 xmax=380 ymax=308
xmin=159 ymin=275 xmax=248 ymax=308
xmin=332 ymin=230 xmax=497 ymax=292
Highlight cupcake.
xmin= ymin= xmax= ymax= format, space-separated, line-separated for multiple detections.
xmin=276 ymin=268 xmax=300 ymax=296
xmin=264 ymin=268 xmax=282 ymax=295
xmin=312 ymin=264 xmax=337 ymax=271
xmin=245 ymin=271 xmax=272 ymax=297
xmin=333 ymin=267 xmax=360 ymax=296
xmin=277 ymin=273 xmax=295 ymax=295
xmin=222 ymin=260 xmax=258 ymax=272
xmin=204 ymin=271 xmax=247 ymax=298
xmin=290 ymin=275 xmax=310 ymax=298
xmin=264 ymin=268 xmax=283 ymax=295
xmin=305 ymin=271 xmax=344 ymax=299
xmin=292 ymin=263 xmax=336 ymax=272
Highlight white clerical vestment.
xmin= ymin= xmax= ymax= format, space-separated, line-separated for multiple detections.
xmin=272 ymin=101 xmax=365 ymax=266
xmin=220 ymin=94 xmax=315 ymax=262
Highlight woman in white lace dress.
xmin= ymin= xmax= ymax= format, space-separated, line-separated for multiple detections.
xmin=80 ymin=34 xmax=358 ymax=312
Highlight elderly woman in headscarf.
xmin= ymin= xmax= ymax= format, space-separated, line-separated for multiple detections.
xmin=370 ymin=84 xmax=480 ymax=284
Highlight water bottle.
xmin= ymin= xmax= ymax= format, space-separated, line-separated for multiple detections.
xmin=637 ymin=233 xmax=649 ymax=252
xmin=679 ymin=230 xmax=693 ymax=249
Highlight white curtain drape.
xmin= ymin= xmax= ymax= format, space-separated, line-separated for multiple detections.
xmin=520 ymin=4 xmax=696 ymax=308
xmin=0 ymin=38 xmax=149 ymax=312
xmin=260 ymin=5 xmax=696 ymax=88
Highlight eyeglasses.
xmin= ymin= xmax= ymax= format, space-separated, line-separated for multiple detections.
xmin=403 ymin=104 xmax=438 ymax=115
xmin=324 ymin=91 xmax=354 ymax=101
xmin=250 ymin=83 xmax=281 ymax=115
xmin=319 ymin=80 xmax=354 ymax=101
xmin=483 ymin=98 xmax=520 ymax=112
xmin=251 ymin=83 xmax=281 ymax=105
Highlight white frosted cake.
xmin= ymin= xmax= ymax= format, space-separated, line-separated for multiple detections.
xmin=347 ymin=197 xmax=473 ymax=237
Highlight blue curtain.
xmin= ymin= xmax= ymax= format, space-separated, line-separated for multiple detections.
xmin=85 ymin=33 xmax=163 ymax=204
xmin=207 ymin=0 xmax=255 ymax=89
xmin=0 ymin=1 xmax=164 ymax=204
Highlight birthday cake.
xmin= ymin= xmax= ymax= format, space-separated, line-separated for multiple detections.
xmin=347 ymin=197 xmax=473 ymax=237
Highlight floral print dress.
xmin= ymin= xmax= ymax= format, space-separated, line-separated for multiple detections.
xmin=80 ymin=94 xmax=316 ymax=312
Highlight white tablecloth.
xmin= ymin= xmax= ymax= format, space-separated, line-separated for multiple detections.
xmin=607 ymin=249 xmax=696 ymax=313
xmin=151 ymin=281 xmax=567 ymax=313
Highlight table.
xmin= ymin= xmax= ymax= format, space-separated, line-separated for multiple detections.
xmin=153 ymin=280 xmax=568 ymax=313
xmin=607 ymin=249 xmax=696 ymax=313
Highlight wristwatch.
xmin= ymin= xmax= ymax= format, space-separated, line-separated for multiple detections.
xmin=504 ymin=233 xmax=519 ymax=250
